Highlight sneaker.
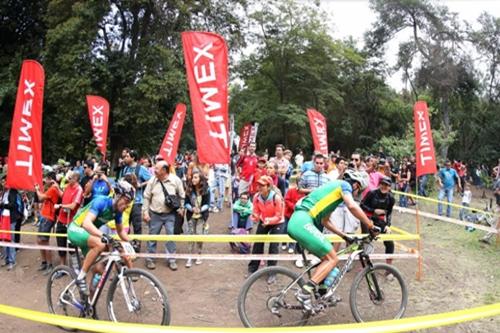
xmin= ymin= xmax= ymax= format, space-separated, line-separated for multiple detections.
xmin=267 ymin=273 xmax=276 ymax=284
xmin=169 ymin=261 xmax=178 ymax=271
xmin=38 ymin=262 xmax=48 ymax=271
xmin=43 ymin=264 xmax=54 ymax=276
xmin=213 ymin=207 xmax=219 ymax=213
xmin=195 ymin=258 xmax=202 ymax=265
xmin=295 ymin=259 xmax=304 ymax=268
xmin=75 ymin=278 xmax=89 ymax=296
xmin=6 ymin=263 xmax=16 ymax=271
xmin=185 ymin=259 xmax=193 ymax=268
xmin=146 ymin=260 xmax=156 ymax=270
xmin=288 ymin=248 xmax=294 ymax=254
xmin=281 ymin=244 xmax=287 ymax=251
xmin=295 ymin=288 xmax=313 ymax=311
xmin=53 ymin=271 xmax=65 ymax=279
xmin=385 ymin=272 xmax=395 ymax=282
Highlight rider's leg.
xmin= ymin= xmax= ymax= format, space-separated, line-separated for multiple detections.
xmin=77 ymin=235 xmax=105 ymax=285
xmin=310 ymin=250 xmax=339 ymax=285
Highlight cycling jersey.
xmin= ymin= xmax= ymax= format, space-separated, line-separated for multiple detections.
xmin=68 ymin=196 xmax=122 ymax=254
xmin=288 ymin=180 xmax=352 ymax=258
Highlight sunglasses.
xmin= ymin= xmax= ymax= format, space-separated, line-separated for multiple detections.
xmin=351 ymin=158 xmax=359 ymax=161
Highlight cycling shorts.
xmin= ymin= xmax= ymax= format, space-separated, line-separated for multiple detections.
xmin=67 ymin=222 xmax=90 ymax=255
xmin=287 ymin=210 xmax=332 ymax=258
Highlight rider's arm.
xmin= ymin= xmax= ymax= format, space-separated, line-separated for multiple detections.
xmin=115 ymin=223 xmax=129 ymax=242
xmin=343 ymin=193 xmax=374 ymax=230
xmin=81 ymin=212 xmax=104 ymax=238
xmin=322 ymin=216 xmax=346 ymax=237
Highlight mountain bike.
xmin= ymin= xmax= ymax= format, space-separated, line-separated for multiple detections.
xmin=46 ymin=239 xmax=170 ymax=330
xmin=238 ymin=234 xmax=408 ymax=327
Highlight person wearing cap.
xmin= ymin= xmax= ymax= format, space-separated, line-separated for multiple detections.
xmin=247 ymin=175 xmax=284 ymax=283
xmin=360 ymin=176 xmax=396 ymax=268
xmin=34 ymin=172 xmax=62 ymax=275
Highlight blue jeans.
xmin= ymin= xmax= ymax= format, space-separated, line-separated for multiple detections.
xmin=399 ymin=184 xmax=408 ymax=207
xmin=418 ymin=175 xmax=428 ymax=197
xmin=438 ymin=188 xmax=454 ymax=217
xmin=459 ymin=202 xmax=469 ymax=221
xmin=147 ymin=211 xmax=177 ymax=262
xmin=4 ymin=221 xmax=16 ymax=265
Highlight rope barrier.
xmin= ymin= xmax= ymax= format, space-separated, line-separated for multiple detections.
xmin=0 ymin=302 xmax=498 ymax=332
xmin=396 ymin=207 xmax=498 ymax=234
xmin=0 ymin=241 xmax=418 ymax=261
xmin=0 ymin=230 xmax=420 ymax=242
xmin=392 ymin=190 xmax=498 ymax=217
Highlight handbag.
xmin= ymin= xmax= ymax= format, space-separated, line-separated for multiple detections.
xmin=159 ymin=179 xmax=181 ymax=211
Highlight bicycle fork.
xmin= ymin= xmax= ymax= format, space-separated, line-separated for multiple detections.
xmin=117 ymin=267 xmax=140 ymax=312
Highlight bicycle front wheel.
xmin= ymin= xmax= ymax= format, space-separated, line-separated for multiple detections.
xmin=349 ymin=263 xmax=407 ymax=322
xmin=238 ymin=266 xmax=310 ymax=328
xmin=46 ymin=265 xmax=82 ymax=332
xmin=107 ymin=268 xmax=170 ymax=325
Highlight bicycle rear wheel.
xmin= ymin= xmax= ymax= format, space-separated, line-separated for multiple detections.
xmin=107 ymin=268 xmax=170 ymax=325
xmin=238 ymin=266 xmax=310 ymax=328
xmin=349 ymin=263 xmax=407 ymax=322
xmin=46 ymin=265 xmax=82 ymax=331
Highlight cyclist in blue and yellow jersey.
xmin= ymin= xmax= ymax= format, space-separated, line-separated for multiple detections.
xmin=67 ymin=180 xmax=134 ymax=296
xmin=287 ymin=169 xmax=378 ymax=309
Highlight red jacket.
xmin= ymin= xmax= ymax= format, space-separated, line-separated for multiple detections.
xmin=251 ymin=190 xmax=284 ymax=225
xmin=284 ymin=187 xmax=304 ymax=219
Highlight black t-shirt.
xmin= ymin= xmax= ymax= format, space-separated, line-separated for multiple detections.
xmin=360 ymin=189 xmax=395 ymax=226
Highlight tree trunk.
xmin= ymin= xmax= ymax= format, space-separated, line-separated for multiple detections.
xmin=440 ymin=95 xmax=451 ymax=160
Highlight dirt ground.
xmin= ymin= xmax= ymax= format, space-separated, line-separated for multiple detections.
xmin=0 ymin=193 xmax=499 ymax=332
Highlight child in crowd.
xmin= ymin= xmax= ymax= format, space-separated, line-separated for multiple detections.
xmin=283 ymin=175 xmax=304 ymax=253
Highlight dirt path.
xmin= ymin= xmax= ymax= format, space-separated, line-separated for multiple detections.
xmin=0 ymin=204 xmax=499 ymax=332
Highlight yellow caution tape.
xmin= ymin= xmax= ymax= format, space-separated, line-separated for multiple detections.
xmin=0 ymin=230 xmax=419 ymax=242
xmin=393 ymin=190 xmax=497 ymax=217
xmin=0 ymin=302 xmax=499 ymax=333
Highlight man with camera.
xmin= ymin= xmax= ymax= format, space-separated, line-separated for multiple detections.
xmin=143 ymin=160 xmax=185 ymax=271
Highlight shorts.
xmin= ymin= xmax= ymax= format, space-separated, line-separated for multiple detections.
xmin=38 ymin=217 xmax=54 ymax=241
xmin=55 ymin=223 xmax=69 ymax=257
xmin=287 ymin=210 xmax=332 ymax=258
xmin=328 ymin=206 xmax=360 ymax=234
xmin=67 ymin=222 xmax=90 ymax=255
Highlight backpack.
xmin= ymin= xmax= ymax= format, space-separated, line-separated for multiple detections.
xmin=229 ymin=228 xmax=251 ymax=254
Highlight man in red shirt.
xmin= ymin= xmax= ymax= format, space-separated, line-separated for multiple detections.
xmin=54 ymin=171 xmax=83 ymax=266
xmin=34 ymin=172 xmax=61 ymax=274
xmin=237 ymin=142 xmax=258 ymax=195
xmin=249 ymin=156 xmax=268 ymax=196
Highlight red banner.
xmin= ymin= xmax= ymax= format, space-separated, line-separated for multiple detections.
xmin=414 ymin=101 xmax=437 ymax=177
xmin=238 ymin=123 xmax=252 ymax=152
xmin=307 ymin=108 xmax=328 ymax=156
xmin=6 ymin=60 xmax=45 ymax=190
xmin=86 ymin=95 xmax=109 ymax=158
xmin=158 ymin=103 xmax=187 ymax=165
xmin=182 ymin=31 xmax=229 ymax=164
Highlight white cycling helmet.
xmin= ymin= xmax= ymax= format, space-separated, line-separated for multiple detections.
xmin=114 ymin=180 xmax=135 ymax=201
xmin=343 ymin=169 xmax=369 ymax=191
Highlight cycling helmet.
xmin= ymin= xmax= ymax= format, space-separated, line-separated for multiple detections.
xmin=343 ymin=169 xmax=369 ymax=191
xmin=114 ymin=180 xmax=135 ymax=201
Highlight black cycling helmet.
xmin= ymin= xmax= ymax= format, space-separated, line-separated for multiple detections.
xmin=114 ymin=180 xmax=135 ymax=201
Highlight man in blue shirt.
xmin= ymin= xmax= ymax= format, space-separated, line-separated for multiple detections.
xmin=120 ymin=149 xmax=152 ymax=251
xmin=437 ymin=160 xmax=462 ymax=217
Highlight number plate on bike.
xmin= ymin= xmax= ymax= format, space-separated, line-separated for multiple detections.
xmin=121 ymin=241 xmax=137 ymax=260
xmin=363 ymin=243 xmax=374 ymax=254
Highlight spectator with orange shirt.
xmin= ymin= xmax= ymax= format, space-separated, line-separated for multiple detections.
xmin=34 ymin=172 xmax=61 ymax=275
xmin=54 ymin=171 xmax=83 ymax=267
xmin=247 ymin=176 xmax=284 ymax=283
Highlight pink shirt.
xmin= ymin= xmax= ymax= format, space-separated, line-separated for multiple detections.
xmin=362 ymin=171 xmax=385 ymax=199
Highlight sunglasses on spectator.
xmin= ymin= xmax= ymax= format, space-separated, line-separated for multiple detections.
xmin=351 ymin=158 xmax=359 ymax=161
